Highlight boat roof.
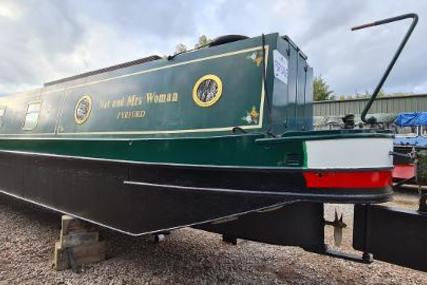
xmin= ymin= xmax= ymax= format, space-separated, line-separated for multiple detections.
xmin=394 ymin=112 xmax=427 ymax=127
xmin=44 ymin=55 xmax=161 ymax=87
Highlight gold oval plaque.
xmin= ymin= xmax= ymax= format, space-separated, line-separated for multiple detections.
xmin=192 ymin=74 xmax=223 ymax=107
xmin=74 ymin=95 xmax=92 ymax=124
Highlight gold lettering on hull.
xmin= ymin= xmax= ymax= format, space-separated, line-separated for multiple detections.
xmin=127 ymin=95 xmax=143 ymax=107
xmin=116 ymin=110 xmax=146 ymax=120
xmin=100 ymin=92 xmax=179 ymax=110
xmin=112 ymin=97 xmax=125 ymax=108
xmin=146 ymin=92 xmax=178 ymax=104
xmin=98 ymin=92 xmax=178 ymax=121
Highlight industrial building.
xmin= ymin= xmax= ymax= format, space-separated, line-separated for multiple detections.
xmin=313 ymin=93 xmax=427 ymax=116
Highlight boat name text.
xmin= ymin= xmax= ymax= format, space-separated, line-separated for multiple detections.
xmin=100 ymin=92 xmax=179 ymax=110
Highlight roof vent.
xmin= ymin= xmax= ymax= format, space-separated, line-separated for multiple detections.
xmin=286 ymin=153 xmax=301 ymax=166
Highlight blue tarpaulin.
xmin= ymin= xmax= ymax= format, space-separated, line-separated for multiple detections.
xmin=394 ymin=112 xmax=427 ymax=127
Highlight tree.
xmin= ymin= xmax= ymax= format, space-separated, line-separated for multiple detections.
xmin=313 ymin=75 xmax=334 ymax=101
xmin=195 ymin=35 xmax=212 ymax=49
xmin=175 ymin=43 xmax=188 ymax=54
xmin=377 ymin=89 xmax=386 ymax=97
xmin=175 ymin=35 xmax=212 ymax=55
xmin=358 ymin=89 xmax=386 ymax=98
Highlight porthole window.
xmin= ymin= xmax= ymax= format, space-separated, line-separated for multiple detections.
xmin=74 ymin=95 xmax=92 ymax=124
xmin=23 ymin=102 xmax=41 ymax=130
xmin=192 ymin=74 xmax=223 ymax=107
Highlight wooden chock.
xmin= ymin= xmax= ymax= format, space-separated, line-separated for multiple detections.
xmin=53 ymin=215 xmax=106 ymax=271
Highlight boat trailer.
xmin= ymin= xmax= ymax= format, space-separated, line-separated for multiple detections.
xmin=198 ymin=13 xmax=427 ymax=273
xmin=196 ymin=148 xmax=427 ymax=272
xmin=197 ymin=151 xmax=427 ymax=272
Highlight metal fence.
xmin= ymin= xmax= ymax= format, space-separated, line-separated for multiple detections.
xmin=313 ymin=94 xmax=427 ymax=116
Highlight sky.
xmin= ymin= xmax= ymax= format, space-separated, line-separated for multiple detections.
xmin=0 ymin=0 xmax=426 ymax=96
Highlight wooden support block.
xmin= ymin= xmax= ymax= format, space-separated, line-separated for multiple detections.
xmin=53 ymin=241 xmax=106 ymax=271
xmin=53 ymin=242 xmax=68 ymax=271
xmin=60 ymin=231 xmax=99 ymax=248
xmin=61 ymin=215 xmax=96 ymax=235
xmin=53 ymin=215 xmax=106 ymax=271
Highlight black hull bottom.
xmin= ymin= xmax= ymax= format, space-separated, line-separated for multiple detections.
xmin=0 ymin=151 xmax=391 ymax=235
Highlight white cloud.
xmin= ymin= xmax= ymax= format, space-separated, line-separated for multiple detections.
xmin=0 ymin=1 xmax=22 ymax=20
xmin=0 ymin=0 xmax=426 ymax=96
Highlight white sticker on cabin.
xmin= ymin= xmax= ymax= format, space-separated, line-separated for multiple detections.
xmin=273 ymin=49 xmax=288 ymax=85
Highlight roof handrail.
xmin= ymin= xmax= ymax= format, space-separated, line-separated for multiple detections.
xmin=352 ymin=13 xmax=418 ymax=124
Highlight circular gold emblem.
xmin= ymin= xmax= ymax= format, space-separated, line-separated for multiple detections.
xmin=192 ymin=74 xmax=223 ymax=107
xmin=74 ymin=95 xmax=92 ymax=124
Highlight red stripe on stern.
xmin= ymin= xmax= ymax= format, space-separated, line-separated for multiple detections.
xmin=392 ymin=164 xmax=415 ymax=180
xmin=303 ymin=170 xmax=392 ymax=189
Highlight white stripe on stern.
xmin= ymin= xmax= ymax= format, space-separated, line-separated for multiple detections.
xmin=305 ymin=138 xmax=393 ymax=169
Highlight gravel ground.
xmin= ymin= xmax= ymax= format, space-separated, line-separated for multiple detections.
xmin=1 ymin=192 xmax=426 ymax=285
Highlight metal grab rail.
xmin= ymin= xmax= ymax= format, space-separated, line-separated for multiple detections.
xmin=352 ymin=13 xmax=418 ymax=124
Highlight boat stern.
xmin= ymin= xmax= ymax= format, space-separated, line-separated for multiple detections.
xmin=302 ymin=135 xmax=394 ymax=201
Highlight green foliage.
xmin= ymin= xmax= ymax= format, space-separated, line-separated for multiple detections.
xmin=175 ymin=35 xmax=212 ymax=55
xmin=389 ymin=91 xmax=412 ymax=97
xmin=313 ymin=75 xmax=334 ymax=101
xmin=340 ymin=88 xmax=412 ymax=101
xmin=355 ymin=89 xmax=386 ymax=99
xmin=195 ymin=35 xmax=212 ymax=48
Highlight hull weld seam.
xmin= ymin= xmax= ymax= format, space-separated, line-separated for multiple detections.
xmin=123 ymin=180 xmax=392 ymax=201
xmin=0 ymin=189 xmax=293 ymax=237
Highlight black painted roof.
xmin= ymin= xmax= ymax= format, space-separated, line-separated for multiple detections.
xmin=44 ymin=55 xmax=161 ymax=87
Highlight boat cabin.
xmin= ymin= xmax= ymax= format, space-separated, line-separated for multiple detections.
xmin=0 ymin=34 xmax=313 ymax=139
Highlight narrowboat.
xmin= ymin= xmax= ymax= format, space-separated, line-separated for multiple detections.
xmin=0 ymin=33 xmax=394 ymax=236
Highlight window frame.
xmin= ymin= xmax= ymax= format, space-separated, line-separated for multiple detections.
xmin=22 ymin=100 xmax=42 ymax=131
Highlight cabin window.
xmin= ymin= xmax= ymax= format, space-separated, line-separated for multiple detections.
xmin=23 ymin=102 xmax=41 ymax=130
xmin=0 ymin=106 xmax=6 ymax=127
xmin=422 ymin=126 xmax=427 ymax=137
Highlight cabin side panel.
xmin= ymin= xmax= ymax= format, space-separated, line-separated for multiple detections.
xmin=0 ymin=89 xmax=63 ymax=135
xmin=304 ymin=66 xmax=314 ymax=130
xmin=270 ymin=37 xmax=312 ymax=133
xmin=56 ymin=45 xmax=271 ymax=137
xmin=296 ymin=54 xmax=307 ymax=130
xmin=271 ymin=38 xmax=289 ymax=134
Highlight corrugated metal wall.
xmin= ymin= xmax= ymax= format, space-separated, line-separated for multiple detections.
xmin=313 ymin=94 xmax=427 ymax=116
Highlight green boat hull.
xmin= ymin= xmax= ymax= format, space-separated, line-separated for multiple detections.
xmin=0 ymin=33 xmax=394 ymax=235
